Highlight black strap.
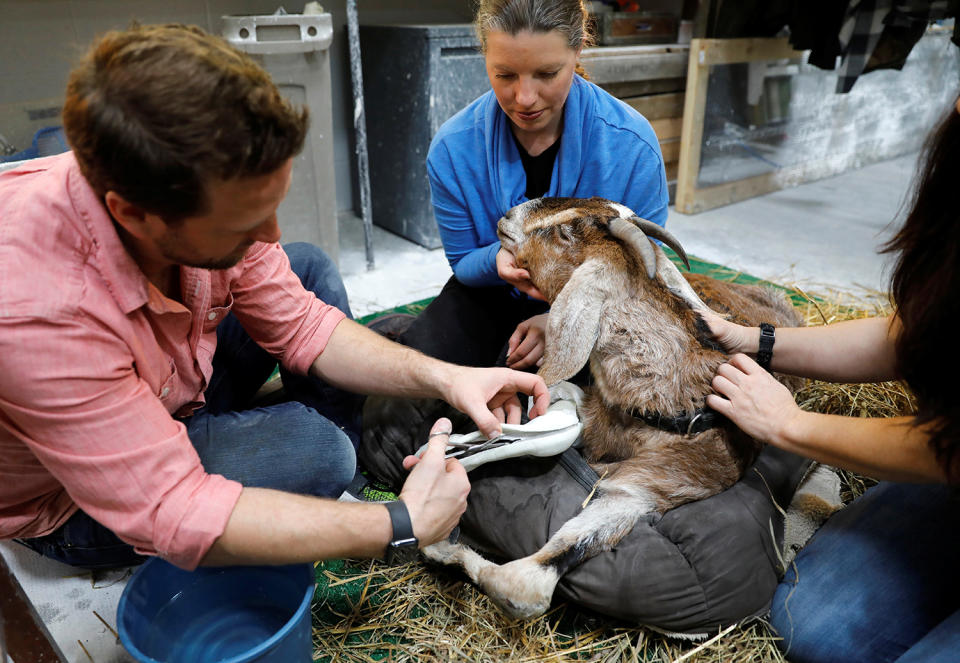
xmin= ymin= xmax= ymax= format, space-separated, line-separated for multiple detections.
xmin=385 ymin=500 xmax=415 ymax=543
xmin=757 ymin=323 xmax=775 ymax=372
xmin=631 ymin=407 xmax=728 ymax=436
xmin=558 ymin=447 xmax=600 ymax=493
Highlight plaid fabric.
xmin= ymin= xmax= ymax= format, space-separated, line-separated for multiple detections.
xmin=837 ymin=0 xmax=956 ymax=92
xmin=836 ymin=0 xmax=895 ymax=92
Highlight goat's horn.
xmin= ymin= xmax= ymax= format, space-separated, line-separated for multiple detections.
xmin=609 ymin=217 xmax=658 ymax=278
xmin=609 ymin=216 xmax=712 ymax=313
xmin=652 ymin=243 xmax=712 ymax=313
xmin=628 ymin=216 xmax=691 ymax=271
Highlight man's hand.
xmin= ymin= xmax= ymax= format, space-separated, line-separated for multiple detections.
xmin=706 ymin=353 xmax=802 ymax=446
xmin=506 ymin=313 xmax=549 ymax=370
xmin=399 ymin=418 xmax=470 ymax=546
xmin=441 ymin=366 xmax=550 ymax=439
xmin=496 ymin=247 xmax=545 ymax=300
xmin=311 ymin=316 xmax=549 ymax=438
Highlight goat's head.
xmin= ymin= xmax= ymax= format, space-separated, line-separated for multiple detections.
xmin=497 ymin=197 xmax=715 ymax=385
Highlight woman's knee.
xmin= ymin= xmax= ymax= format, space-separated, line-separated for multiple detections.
xmin=769 ymin=576 xmax=837 ymax=663
xmin=283 ymin=242 xmax=352 ymax=316
xmin=767 ymin=481 xmax=957 ymax=663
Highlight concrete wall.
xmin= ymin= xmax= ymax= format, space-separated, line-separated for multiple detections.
xmin=0 ymin=0 xmax=473 ymax=213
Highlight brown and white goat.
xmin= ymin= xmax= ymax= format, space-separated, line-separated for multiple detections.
xmin=422 ymin=196 xmax=802 ymax=619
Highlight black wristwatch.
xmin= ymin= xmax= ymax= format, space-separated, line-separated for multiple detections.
xmin=384 ymin=500 xmax=419 ymax=565
xmin=757 ymin=323 xmax=775 ymax=373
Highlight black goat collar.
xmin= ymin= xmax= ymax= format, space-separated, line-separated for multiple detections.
xmin=630 ymin=406 xmax=727 ymax=436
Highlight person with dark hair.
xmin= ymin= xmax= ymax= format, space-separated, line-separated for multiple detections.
xmin=395 ymin=0 xmax=668 ymax=371
xmin=704 ymin=98 xmax=960 ymax=662
xmin=0 ymin=24 xmax=550 ymax=572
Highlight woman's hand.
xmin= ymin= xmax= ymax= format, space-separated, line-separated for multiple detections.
xmin=699 ymin=310 xmax=756 ymax=355
xmin=506 ymin=313 xmax=549 ymax=370
xmin=706 ymin=353 xmax=802 ymax=447
xmin=496 ymin=247 xmax=545 ymax=300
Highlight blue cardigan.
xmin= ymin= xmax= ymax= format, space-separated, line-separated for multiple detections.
xmin=426 ymin=75 xmax=668 ymax=287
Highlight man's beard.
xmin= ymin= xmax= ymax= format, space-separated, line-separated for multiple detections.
xmin=157 ymin=232 xmax=253 ymax=270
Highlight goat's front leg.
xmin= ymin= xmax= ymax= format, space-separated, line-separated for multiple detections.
xmin=420 ymin=539 xmax=499 ymax=584
xmin=469 ymin=484 xmax=657 ymax=619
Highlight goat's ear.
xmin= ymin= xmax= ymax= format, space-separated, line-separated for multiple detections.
xmin=538 ymin=258 xmax=614 ymax=385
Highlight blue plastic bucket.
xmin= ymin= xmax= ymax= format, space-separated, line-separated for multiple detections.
xmin=117 ymin=558 xmax=315 ymax=663
xmin=0 ymin=126 xmax=68 ymax=163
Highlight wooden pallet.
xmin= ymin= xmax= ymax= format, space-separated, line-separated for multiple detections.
xmin=675 ymin=38 xmax=804 ymax=214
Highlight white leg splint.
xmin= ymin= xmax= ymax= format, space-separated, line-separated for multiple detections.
xmin=414 ymin=382 xmax=585 ymax=472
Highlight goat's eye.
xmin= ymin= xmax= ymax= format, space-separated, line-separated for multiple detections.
xmin=555 ymin=226 xmax=574 ymax=244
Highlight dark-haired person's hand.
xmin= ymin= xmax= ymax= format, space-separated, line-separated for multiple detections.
xmin=699 ymin=310 xmax=756 ymax=355
xmin=707 ymin=353 xmax=802 ymax=446
xmin=496 ymin=247 xmax=545 ymax=300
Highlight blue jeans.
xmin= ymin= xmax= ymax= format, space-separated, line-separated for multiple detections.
xmin=19 ymin=243 xmax=362 ymax=569
xmin=770 ymin=481 xmax=960 ymax=663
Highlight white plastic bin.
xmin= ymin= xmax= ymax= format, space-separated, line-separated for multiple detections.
xmin=223 ymin=11 xmax=339 ymax=265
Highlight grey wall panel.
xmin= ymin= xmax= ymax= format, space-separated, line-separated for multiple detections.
xmin=360 ymin=24 xmax=489 ymax=248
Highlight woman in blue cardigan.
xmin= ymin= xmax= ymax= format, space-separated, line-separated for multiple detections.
xmin=397 ymin=0 xmax=668 ymax=374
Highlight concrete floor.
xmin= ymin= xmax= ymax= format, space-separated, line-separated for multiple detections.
xmin=664 ymin=154 xmax=916 ymax=295
xmin=0 ymin=152 xmax=918 ymax=662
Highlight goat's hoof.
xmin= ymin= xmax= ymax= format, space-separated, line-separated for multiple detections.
xmin=477 ymin=560 xmax=557 ymax=620
xmin=420 ymin=540 xmax=457 ymax=565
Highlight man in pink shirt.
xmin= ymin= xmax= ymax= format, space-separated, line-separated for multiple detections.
xmin=0 ymin=24 xmax=549 ymax=571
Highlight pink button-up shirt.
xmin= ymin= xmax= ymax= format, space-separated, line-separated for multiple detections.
xmin=0 ymin=153 xmax=347 ymax=569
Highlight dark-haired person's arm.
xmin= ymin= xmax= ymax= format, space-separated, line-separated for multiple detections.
xmin=704 ymin=313 xmax=900 ymax=383
xmin=706 ymin=353 xmax=946 ymax=482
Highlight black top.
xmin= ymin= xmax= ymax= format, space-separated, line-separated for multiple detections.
xmin=513 ymin=133 xmax=561 ymax=199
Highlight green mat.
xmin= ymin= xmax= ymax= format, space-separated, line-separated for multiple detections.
xmin=356 ymin=297 xmax=434 ymax=326
xmin=665 ymin=250 xmax=812 ymax=307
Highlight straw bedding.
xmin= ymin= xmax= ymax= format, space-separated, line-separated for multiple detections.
xmin=316 ymin=285 xmax=911 ymax=662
